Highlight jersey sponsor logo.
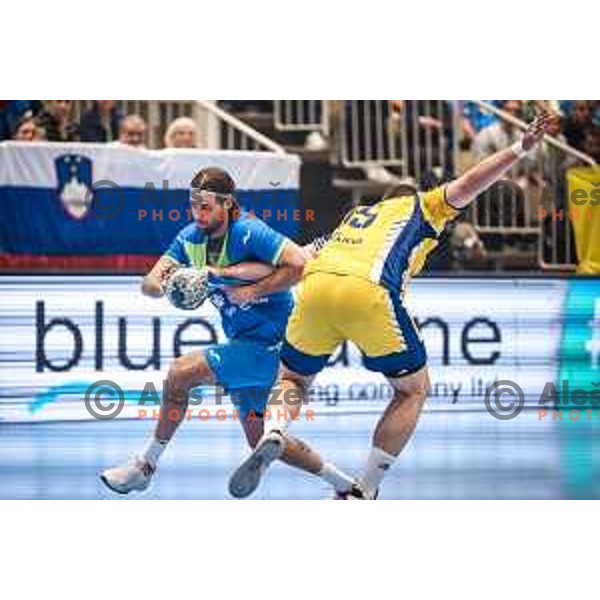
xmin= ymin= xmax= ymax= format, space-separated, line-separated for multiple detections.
xmin=331 ymin=231 xmax=363 ymax=245
xmin=207 ymin=349 xmax=221 ymax=364
xmin=210 ymin=290 xmax=227 ymax=310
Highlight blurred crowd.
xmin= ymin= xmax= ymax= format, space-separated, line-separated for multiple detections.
xmin=3 ymin=100 xmax=598 ymax=161
xmin=463 ymin=100 xmax=600 ymax=163
xmin=1 ymin=99 xmax=598 ymax=272
xmin=0 ymin=101 xmax=204 ymax=149
xmin=455 ymin=100 xmax=600 ymax=270
xmin=351 ymin=100 xmax=600 ymax=186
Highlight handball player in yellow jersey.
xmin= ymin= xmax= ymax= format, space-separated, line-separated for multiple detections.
xmin=228 ymin=112 xmax=555 ymax=499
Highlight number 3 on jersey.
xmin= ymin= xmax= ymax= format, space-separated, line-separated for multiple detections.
xmin=342 ymin=205 xmax=380 ymax=229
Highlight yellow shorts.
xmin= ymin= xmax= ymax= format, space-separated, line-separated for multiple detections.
xmin=281 ymin=272 xmax=426 ymax=376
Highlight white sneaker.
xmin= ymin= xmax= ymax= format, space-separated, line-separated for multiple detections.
xmin=100 ymin=456 xmax=155 ymax=495
xmin=228 ymin=430 xmax=284 ymax=498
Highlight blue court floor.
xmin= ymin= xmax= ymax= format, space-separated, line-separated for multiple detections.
xmin=1 ymin=407 xmax=598 ymax=499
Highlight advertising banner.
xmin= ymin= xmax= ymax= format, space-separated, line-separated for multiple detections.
xmin=1 ymin=276 xmax=591 ymax=422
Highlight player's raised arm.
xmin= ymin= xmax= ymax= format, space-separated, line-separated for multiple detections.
xmin=445 ymin=112 xmax=554 ymax=209
xmin=141 ymin=256 xmax=179 ymax=297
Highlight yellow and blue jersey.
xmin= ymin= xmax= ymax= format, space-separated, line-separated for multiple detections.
xmin=305 ymin=186 xmax=459 ymax=295
xmin=164 ymin=211 xmax=293 ymax=345
xmin=281 ymin=187 xmax=460 ymax=377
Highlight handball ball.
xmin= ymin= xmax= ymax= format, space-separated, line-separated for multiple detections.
xmin=165 ymin=267 xmax=210 ymax=310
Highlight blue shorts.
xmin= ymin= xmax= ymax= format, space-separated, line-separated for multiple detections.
xmin=204 ymin=340 xmax=280 ymax=420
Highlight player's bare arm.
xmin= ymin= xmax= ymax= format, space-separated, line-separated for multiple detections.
xmin=141 ymin=256 xmax=180 ymax=297
xmin=208 ymin=261 xmax=275 ymax=282
xmin=211 ymin=238 xmax=323 ymax=282
xmin=225 ymin=240 xmax=307 ymax=305
xmin=446 ymin=112 xmax=554 ymax=209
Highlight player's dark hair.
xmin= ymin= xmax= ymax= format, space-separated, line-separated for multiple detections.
xmin=191 ymin=167 xmax=235 ymax=195
xmin=190 ymin=166 xmax=240 ymax=218
xmin=357 ymin=182 xmax=419 ymax=207
xmin=382 ymin=182 xmax=418 ymax=200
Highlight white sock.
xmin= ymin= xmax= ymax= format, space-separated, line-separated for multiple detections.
xmin=263 ymin=381 xmax=303 ymax=438
xmin=264 ymin=413 xmax=290 ymax=437
xmin=319 ymin=461 xmax=355 ymax=493
xmin=142 ymin=438 xmax=168 ymax=467
xmin=359 ymin=446 xmax=396 ymax=498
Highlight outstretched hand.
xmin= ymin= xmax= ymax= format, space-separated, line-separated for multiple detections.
xmin=521 ymin=112 xmax=557 ymax=151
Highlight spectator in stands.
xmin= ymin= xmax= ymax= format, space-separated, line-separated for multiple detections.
xmin=461 ymin=101 xmax=501 ymax=148
xmin=79 ymin=101 xmax=122 ymax=142
xmin=593 ymin=101 xmax=600 ymax=127
xmin=474 ymin=101 xmax=546 ymax=225
xmin=35 ymin=101 xmax=78 ymax=141
xmin=449 ymin=221 xmax=487 ymax=269
xmin=473 ymin=101 xmax=545 ymax=178
xmin=583 ymin=127 xmax=600 ymax=163
xmin=0 ymin=100 xmax=43 ymax=140
xmin=164 ymin=117 xmax=201 ymax=148
xmin=10 ymin=111 xmax=44 ymax=141
xmin=539 ymin=112 xmax=570 ymax=177
xmin=473 ymin=101 xmax=522 ymax=158
xmin=116 ymin=114 xmax=147 ymax=148
xmin=562 ymin=101 xmax=594 ymax=151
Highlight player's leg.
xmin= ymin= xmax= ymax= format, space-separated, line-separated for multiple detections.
xmin=263 ymin=365 xmax=327 ymax=475
xmin=346 ymin=282 xmax=429 ymax=498
xmin=229 ymin=364 xmax=358 ymax=498
xmin=274 ymin=367 xmax=359 ymax=496
xmin=358 ymin=367 xmax=429 ymax=498
xmin=229 ymin=273 xmax=358 ymax=498
xmin=100 ymin=351 xmax=215 ymax=494
xmin=237 ymin=376 xmax=322 ymax=474
xmin=261 ymin=363 xmax=315 ymax=454
xmin=235 ymin=383 xmax=323 ymax=471
xmin=260 ymin=272 xmax=339 ymax=446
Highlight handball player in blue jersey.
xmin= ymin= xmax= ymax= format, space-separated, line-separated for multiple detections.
xmin=101 ymin=167 xmax=355 ymax=495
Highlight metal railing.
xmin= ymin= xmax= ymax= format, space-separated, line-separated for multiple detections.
xmin=274 ymin=100 xmax=328 ymax=133
xmin=339 ymin=100 xmax=401 ymax=167
xmin=338 ymin=100 xmax=459 ymax=184
xmin=194 ymin=101 xmax=285 ymax=153
xmin=400 ymin=100 xmax=459 ymax=184
xmin=465 ymin=100 xmax=596 ymax=271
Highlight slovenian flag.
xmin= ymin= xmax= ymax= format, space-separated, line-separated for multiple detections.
xmin=0 ymin=142 xmax=300 ymax=271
